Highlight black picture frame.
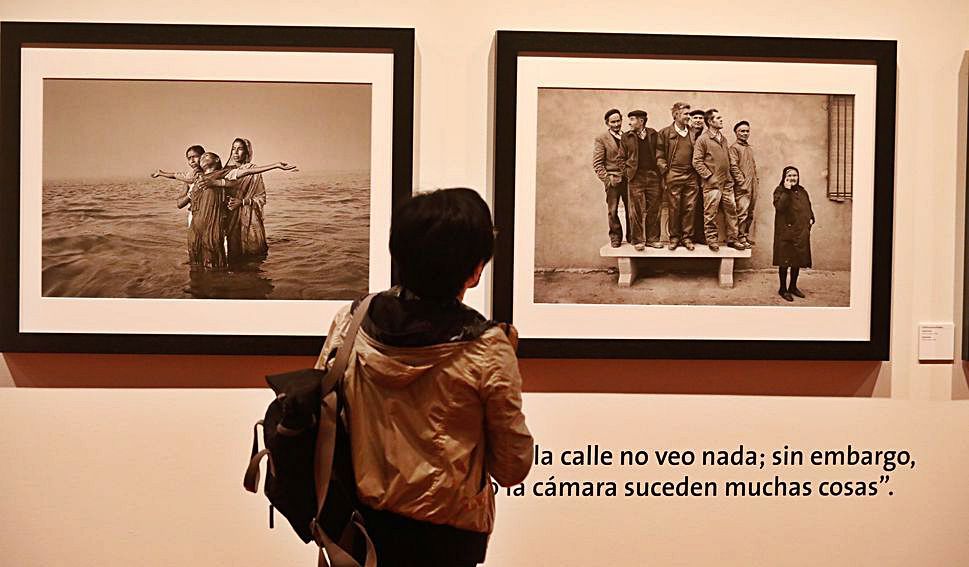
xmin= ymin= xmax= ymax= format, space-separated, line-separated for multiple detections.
xmin=0 ymin=21 xmax=414 ymax=355
xmin=492 ymin=30 xmax=896 ymax=360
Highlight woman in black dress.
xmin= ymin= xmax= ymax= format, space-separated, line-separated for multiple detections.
xmin=772 ymin=165 xmax=815 ymax=302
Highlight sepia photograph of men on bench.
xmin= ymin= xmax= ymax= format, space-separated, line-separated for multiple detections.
xmin=729 ymin=120 xmax=759 ymax=249
xmin=621 ymin=110 xmax=663 ymax=251
xmin=687 ymin=108 xmax=708 ymax=244
xmin=532 ymin=86 xmax=852 ymax=307
xmin=692 ymin=108 xmax=743 ymax=252
xmin=593 ymin=108 xmax=631 ymax=247
xmin=655 ymin=102 xmax=698 ymax=252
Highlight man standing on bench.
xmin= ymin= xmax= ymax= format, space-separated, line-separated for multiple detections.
xmin=622 ymin=110 xmax=663 ymax=251
xmin=656 ymin=102 xmax=698 ymax=251
xmin=692 ymin=108 xmax=741 ymax=252
xmin=593 ymin=108 xmax=630 ymax=248
xmin=729 ymin=120 xmax=758 ymax=249
xmin=688 ymin=109 xmax=708 ymax=245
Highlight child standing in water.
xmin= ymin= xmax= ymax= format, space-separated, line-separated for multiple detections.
xmin=151 ymin=144 xmax=205 ymax=226
xmin=185 ymin=152 xmax=230 ymax=270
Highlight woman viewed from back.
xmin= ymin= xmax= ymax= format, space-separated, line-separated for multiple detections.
xmin=317 ymin=187 xmax=534 ymax=567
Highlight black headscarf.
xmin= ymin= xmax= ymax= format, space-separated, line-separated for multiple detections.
xmin=779 ymin=165 xmax=801 ymax=189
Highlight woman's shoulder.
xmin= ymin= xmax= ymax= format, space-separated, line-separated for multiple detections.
xmin=468 ymin=322 xmax=519 ymax=358
xmin=333 ymin=302 xmax=354 ymax=323
xmin=328 ymin=301 xmax=359 ymax=342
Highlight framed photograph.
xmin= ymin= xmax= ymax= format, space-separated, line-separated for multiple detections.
xmin=493 ymin=31 xmax=895 ymax=360
xmin=0 ymin=22 xmax=414 ymax=354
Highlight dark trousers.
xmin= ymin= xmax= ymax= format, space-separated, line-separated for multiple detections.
xmin=376 ymin=557 xmax=477 ymax=567
xmin=360 ymin=506 xmax=486 ymax=567
xmin=666 ymin=178 xmax=698 ymax=242
xmin=693 ymin=189 xmax=706 ymax=243
xmin=605 ymin=179 xmax=630 ymax=244
xmin=628 ymin=172 xmax=662 ymax=245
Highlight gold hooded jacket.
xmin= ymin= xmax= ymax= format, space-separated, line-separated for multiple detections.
xmin=317 ymin=303 xmax=533 ymax=534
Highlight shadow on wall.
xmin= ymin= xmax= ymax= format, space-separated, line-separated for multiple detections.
xmin=954 ymin=362 xmax=969 ymax=400
xmin=3 ymin=352 xmax=890 ymax=399
xmin=3 ymin=353 xmax=315 ymax=388
xmin=521 ymin=359 xmax=889 ymax=398
xmin=535 ymin=88 xmax=853 ymax=271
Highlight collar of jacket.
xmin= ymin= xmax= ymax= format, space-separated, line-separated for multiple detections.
xmin=361 ymin=286 xmax=496 ymax=348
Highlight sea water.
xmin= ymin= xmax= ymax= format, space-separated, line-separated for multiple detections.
xmin=41 ymin=171 xmax=370 ymax=300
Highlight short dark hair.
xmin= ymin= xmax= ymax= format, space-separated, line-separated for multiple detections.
xmin=734 ymin=120 xmax=750 ymax=132
xmin=688 ymin=109 xmax=705 ymax=117
xmin=627 ymin=110 xmax=648 ymax=120
xmin=390 ymin=188 xmax=495 ymax=300
xmin=704 ymin=108 xmax=719 ymax=126
xmin=186 ymin=145 xmax=205 ymax=156
xmin=604 ymin=108 xmax=622 ymax=123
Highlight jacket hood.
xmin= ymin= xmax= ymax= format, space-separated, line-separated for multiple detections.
xmin=355 ymin=331 xmax=466 ymax=388
xmin=351 ymin=286 xmax=497 ymax=389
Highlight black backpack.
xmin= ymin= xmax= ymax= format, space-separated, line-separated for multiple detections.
xmin=244 ymin=295 xmax=376 ymax=567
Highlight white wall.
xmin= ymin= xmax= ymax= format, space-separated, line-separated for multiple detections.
xmin=2 ymin=0 xmax=969 ymax=565
xmin=2 ymin=390 xmax=969 ymax=566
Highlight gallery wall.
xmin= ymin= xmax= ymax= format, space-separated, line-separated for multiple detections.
xmin=2 ymin=0 xmax=969 ymax=565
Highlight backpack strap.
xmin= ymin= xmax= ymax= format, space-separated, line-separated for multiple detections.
xmin=243 ymin=420 xmax=269 ymax=494
xmin=321 ymin=294 xmax=376 ymax=397
xmin=312 ymin=294 xmax=377 ymax=567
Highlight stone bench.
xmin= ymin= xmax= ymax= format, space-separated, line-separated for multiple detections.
xmin=599 ymin=242 xmax=752 ymax=288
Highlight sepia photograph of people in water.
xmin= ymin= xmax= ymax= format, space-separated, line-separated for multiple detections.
xmin=41 ymin=79 xmax=372 ymax=300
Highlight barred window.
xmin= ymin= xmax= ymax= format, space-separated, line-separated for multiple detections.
xmin=827 ymin=95 xmax=854 ymax=201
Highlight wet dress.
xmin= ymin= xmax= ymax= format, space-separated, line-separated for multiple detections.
xmin=187 ymin=168 xmax=230 ymax=270
xmin=224 ymin=163 xmax=269 ymax=264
